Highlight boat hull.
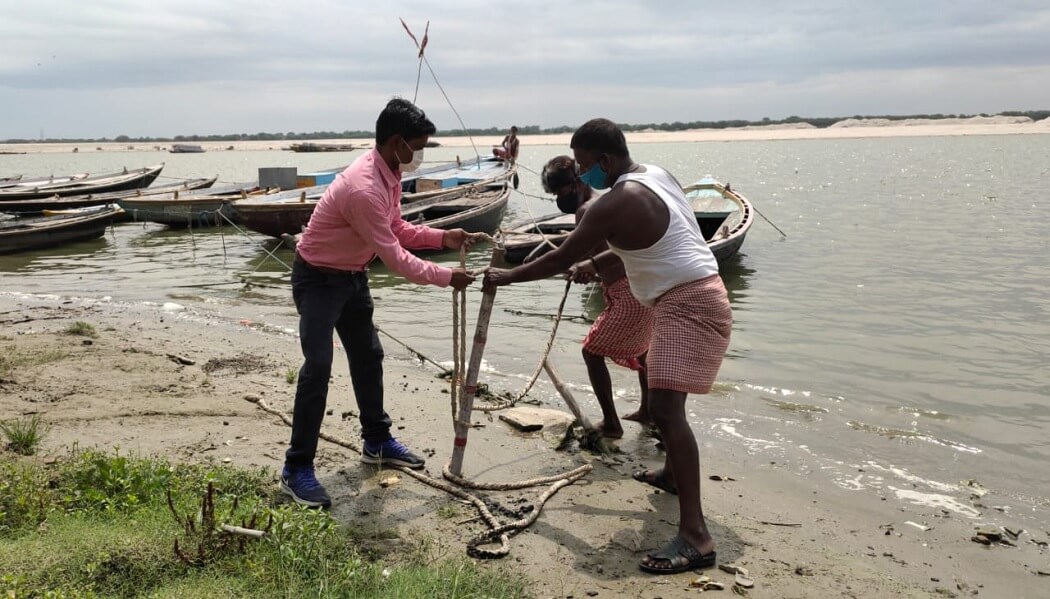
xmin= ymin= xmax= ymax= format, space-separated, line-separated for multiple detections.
xmin=0 ymin=165 xmax=164 ymax=201
xmin=0 ymin=178 xmax=217 ymax=215
xmin=0 ymin=207 xmax=122 ymax=254
xmin=503 ymin=177 xmax=754 ymax=267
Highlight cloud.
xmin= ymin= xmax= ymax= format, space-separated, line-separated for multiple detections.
xmin=2 ymin=0 xmax=1049 ymax=137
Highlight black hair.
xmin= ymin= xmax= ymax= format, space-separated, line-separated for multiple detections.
xmin=569 ymin=118 xmax=628 ymax=157
xmin=375 ymin=97 xmax=436 ymax=144
xmin=541 ymin=155 xmax=577 ymax=194
xmin=510 ymin=125 xmax=518 ymax=133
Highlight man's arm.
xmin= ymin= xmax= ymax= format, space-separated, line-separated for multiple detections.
xmin=389 ymin=209 xmax=447 ymax=251
xmin=346 ymin=189 xmax=453 ymax=287
xmin=494 ymin=193 xmax=620 ymax=284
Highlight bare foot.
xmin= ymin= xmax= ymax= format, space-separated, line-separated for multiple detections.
xmin=622 ymin=410 xmax=652 ymax=425
xmin=596 ymin=420 xmax=624 ymax=439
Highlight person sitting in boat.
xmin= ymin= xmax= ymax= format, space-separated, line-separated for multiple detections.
xmin=493 ymin=126 xmax=519 ymax=162
xmin=541 ymin=154 xmax=654 ymax=438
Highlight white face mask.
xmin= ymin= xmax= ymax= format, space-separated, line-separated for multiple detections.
xmin=399 ymin=138 xmax=425 ymax=173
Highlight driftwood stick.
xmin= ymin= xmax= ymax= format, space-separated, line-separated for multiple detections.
xmin=542 ymin=359 xmax=595 ymax=432
xmin=166 ymin=353 xmax=196 ymax=366
xmin=0 ymin=315 xmax=66 ymax=325
xmin=221 ymin=524 xmax=267 ymax=538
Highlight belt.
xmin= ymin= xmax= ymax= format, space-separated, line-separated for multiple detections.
xmin=294 ymin=252 xmax=365 ymax=276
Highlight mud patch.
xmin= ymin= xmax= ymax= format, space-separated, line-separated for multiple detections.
xmin=202 ymin=353 xmax=273 ymax=376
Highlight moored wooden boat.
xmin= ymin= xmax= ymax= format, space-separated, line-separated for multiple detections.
xmin=502 ymin=175 xmax=753 ymax=265
xmin=233 ymin=156 xmax=517 ymax=238
xmin=229 ymin=185 xmax=330 ymax=238
xmin=0 ymin=205 xmax=123 ymax=254
xmin=117 ymin=183 xmax=275 ymax=227
xmin=0 ymin=177 xmax=217 ymax=215
xmin=0 ymin=164 xmax=164 ymax=201
xmin=278 ymin=183 xmax=511 ymax=250
xmin=289 ymin=142 xmax=362 ymax=153
xmin=401 ymin=155 xmax=517 ymax=201
xmin=169 ymin=144 xmax=205 ymax=153
xmin=398 ymin=183 xmax=510 ymax=234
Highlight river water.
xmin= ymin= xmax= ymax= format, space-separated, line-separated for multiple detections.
xmin=2 ymin=135 xmax=1049 ymax=526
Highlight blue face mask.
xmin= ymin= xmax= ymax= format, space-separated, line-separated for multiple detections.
xmin=579 ymin=162 xmax=609 ymax=190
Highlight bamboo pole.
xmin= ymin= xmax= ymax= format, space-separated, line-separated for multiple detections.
xmin=447 ymin=244 xmax=505 ymax=477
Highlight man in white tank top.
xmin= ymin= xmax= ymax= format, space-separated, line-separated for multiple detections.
xmin=486 ymin=118 xmax=732 ymax=574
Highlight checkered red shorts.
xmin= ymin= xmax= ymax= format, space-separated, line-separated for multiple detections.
xmin=582 ymin=277 xmax=654 ymax=371
xmin=647 ymin=275 xmax=732 ymax=394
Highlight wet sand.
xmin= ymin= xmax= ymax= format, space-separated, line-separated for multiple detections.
xmin=3 ymin=292 xmax=1047 ymax=598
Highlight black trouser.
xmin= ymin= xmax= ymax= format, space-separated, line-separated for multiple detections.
xmin=285 ymin=259 xmax=390 ymax=467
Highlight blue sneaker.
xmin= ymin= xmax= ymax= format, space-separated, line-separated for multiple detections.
xmin=361 ymin=438 xmax=426 ymax=469
xmin=279 ymin=465 xmax=332 ymax=508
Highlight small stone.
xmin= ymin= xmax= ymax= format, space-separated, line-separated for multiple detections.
xmin=223 ymin=421 xmax=229 ymax=426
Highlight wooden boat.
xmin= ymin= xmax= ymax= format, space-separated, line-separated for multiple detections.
xmin=232 ymin=156 xmax=517 ymax=238
xmin=502 ymin=176 xmax=753 ymax=264
xmin=169 ymin=144 xmax=205 ymax=153
xmin=0 ymin=177 xmax=217 ymax=215
xmin=117 ymin=183 xmax=276 ymax=227
xmin=0 ymin=164 xmax=164 ymax=201
xmin=289 ymin=142 xmax=362 ymax=153
xmin=401 ymin=155 xmax=517 ymax=201
xmin=0 ymin=205 xmax=123 ymax=254
xmin=228 ymin=185 xmax=330 ymax=238
xmin=397 ymin=183 xmax=510 ymax=234
xmin=278 ymin=183 xmax=511 ymax=250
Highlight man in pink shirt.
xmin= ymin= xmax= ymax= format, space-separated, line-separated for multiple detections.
xmin=281 ymin=98 xmax=479 ymax=508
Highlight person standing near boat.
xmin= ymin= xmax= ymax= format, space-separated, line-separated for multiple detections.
xmin=485 ymin=118 xmax=732 ymax=574
xmin=280 ymin=98 xmax=481 ymax=508
xmin=540 ymin=155 xmax=654 ymax=438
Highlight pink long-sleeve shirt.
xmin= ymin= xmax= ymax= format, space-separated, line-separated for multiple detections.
xmin=295 ymin=148 xmax=453 ymax=287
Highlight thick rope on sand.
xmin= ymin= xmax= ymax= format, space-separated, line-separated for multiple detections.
xmin=246 ymin=392 xmax=591 ymax=558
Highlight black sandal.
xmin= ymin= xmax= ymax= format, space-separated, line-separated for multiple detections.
xmin=632 ymin=469 xmax=678 ymax=495
xmin=639 ymin=536 xmax=716 ymax=574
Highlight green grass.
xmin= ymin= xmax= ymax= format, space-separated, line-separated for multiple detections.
xmin=284 ymin=367 xmax=297 ymax=384
xmin=63 ymin=321 xmax=97 ymax=338
xmin=0 ymin=347 xmax=68 ymax=376
xmin=0 ymin=415 xmax=48 ymax=455
xmin=0 ymin=450 xmax=531 ymax=599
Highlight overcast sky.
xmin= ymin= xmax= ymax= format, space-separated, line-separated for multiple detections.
xmin=2 ymin=0 xmax=1049 ymax=138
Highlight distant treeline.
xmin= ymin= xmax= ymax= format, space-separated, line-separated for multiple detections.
xmin=5 ymin=110 xmax=1048 ymax=144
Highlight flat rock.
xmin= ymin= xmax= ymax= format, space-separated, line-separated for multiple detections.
xmin=499 ymin=407 xmax=575 ymax=433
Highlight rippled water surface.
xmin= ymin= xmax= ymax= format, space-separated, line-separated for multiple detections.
xmin=3 ymin=135 xmax=1049 ymax=522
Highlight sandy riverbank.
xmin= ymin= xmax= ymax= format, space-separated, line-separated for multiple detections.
xmin=2 ymin=292 xmax=1047 ymax=598
xmin=3 ymin=117 xmax=1049 ymax=155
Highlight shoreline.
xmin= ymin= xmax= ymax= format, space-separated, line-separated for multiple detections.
xmin=3 ymin=291 xmax=1047 ymax=598
xmin=3 ymin=121 xmax=1049 ymax=154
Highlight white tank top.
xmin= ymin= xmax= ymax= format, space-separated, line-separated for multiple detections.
xmin=608 ymin=165 xmax=719 ymax=305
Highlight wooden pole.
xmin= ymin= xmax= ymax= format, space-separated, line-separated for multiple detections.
xmin=542 ymin=359 xmax=594 ymax=432
xmin=448 ymin=244 xmax=505 ymax=477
